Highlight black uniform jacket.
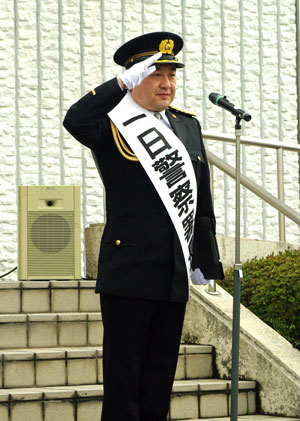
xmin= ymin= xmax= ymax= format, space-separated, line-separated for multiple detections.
xmin=63 ymin=78 xmax=223 ymax=302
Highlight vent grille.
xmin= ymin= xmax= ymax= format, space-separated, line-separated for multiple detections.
xmin=28 ymin=212 xmax=75 ymax=277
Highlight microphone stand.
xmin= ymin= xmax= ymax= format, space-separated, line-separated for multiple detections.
xmin=208 ymin=93 xmax=251 ymax=419
xmin=230 ymin=115 xmax=243 ymax=421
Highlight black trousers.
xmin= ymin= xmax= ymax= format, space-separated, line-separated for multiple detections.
xmin=100 ymin=294 xmax=186 ymax=421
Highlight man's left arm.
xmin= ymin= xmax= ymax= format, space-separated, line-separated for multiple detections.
xmin=191 ymin=120 xmax=224 ymax=281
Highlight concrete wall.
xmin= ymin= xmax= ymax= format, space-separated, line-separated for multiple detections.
xmin=216 ymin=234 xmax=298 ymax=270
xmin=1 ymin=0 xmax=299 ymax=280
xmin=182 ymin=284 xmax=300 ymax=416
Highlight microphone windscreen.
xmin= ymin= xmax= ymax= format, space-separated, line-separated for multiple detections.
xmin=208 ymin=92 xmax=221 ymax=105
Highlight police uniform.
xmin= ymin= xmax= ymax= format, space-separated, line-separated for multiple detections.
xmin=63 ymin=32 xmax=223 ymax=421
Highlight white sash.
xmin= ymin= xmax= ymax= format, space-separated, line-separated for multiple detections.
xmin=108 ymin=92 xmax=197 ymax=282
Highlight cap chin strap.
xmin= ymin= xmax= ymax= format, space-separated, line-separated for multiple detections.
xmin=125 ymin=51 xmax=158 ymax=68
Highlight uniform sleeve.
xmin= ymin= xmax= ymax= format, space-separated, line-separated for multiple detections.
xmin=191 ymin=120 xmax=224 ymax=280
xmin=63 ymin=78 xmax=126 ymax=149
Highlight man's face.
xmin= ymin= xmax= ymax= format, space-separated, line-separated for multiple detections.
xmin=131 ymin=64 xmax=176 ymax=112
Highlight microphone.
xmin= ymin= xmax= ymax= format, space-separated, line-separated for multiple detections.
xmin=209 ymin=92 xmax=252 ymax=122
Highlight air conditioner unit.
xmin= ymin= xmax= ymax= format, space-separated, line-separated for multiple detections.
xmin=18 ymin=186 xmax=81 ymax=280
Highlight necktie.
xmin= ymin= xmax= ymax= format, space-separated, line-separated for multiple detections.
xmin=153 ymin=112 xmax=172 ymax=130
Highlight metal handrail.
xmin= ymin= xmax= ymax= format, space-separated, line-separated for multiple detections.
xmin=203 ymin=130 xmax=300 ymax=241
xmin=203 ymin=130 xmax=300 ymax=152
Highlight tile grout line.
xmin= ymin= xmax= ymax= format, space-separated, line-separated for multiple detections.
xmin=65 ymin=350 xmax=68 ymax=386
xmin=1 ymin=353 xmax=4 ymax=390
xmin=34 ymin=352 xmax=37 ymax=388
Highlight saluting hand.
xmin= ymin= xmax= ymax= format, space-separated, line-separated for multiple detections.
xmin=118 ymin=52 xmax=162 ymax=90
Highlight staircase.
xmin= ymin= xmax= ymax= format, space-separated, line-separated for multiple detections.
xmin=0 ymin=280 xmax=257 ymax=420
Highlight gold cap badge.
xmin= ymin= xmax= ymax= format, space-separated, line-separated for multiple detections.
xmin=159 ymin=39 xmax=174 ymax=54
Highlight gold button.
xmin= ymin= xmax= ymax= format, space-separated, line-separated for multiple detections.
xmin=197 ymin=155 xmax=201 ymax=161
xmin=172 ymin=113 xmax=177 ymax=119
xmin=115 ymin=240 xmax=121 ymax=246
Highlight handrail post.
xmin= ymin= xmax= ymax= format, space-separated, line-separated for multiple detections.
xmin=277 ymin=147 xmax=285 ymax=242
xmin=206 ymin=279 xmax=219 ymax=295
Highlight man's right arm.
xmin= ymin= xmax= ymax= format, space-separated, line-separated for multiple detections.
xmin=63 ymin=52 xmax=162 ymax=149
xmin=63 ymin=78 xmax=126 ymax=149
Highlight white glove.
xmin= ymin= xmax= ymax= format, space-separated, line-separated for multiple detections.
xmin=119 ymin=52 xmax=162 ymax=90
xmin=191 ymin=268 xmax=214 ymax=288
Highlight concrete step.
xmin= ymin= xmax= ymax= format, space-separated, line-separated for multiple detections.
xmin=171 ymin=379 xmax=256 ymax=418
xmin=181 ymin=418 xmax=300 ymax=421
xmin=0 ymin=279 xmax=261 ymax=419
xmin=0 ymin=379 xmax=256 ymax=420
xmin=0 ymin=345 xmax=213 ymax=389
xmin=0 ymin=280 xmax=99 ymax=314
xmin=0 ymin=313 xmax=102 ymax=349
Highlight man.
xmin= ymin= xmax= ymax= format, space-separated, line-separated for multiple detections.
xmin=63 ymin=31 xmax=223 ymax=421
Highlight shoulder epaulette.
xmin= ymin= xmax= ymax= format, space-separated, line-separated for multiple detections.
xmin=168 ymin=105 xmax=197 ymax=117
